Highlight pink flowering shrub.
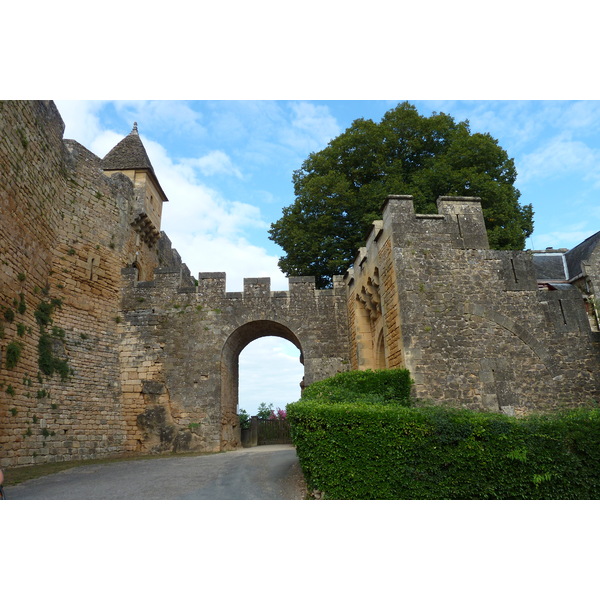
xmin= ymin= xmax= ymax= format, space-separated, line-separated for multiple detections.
xmin=268 ymin=407 xmax=287 ymax=420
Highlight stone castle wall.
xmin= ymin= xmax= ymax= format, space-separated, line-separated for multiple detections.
xmin=348 ymin=195 xmax=600 ymax=413
xmin=0 ymin=101 xmax=162 ymax=467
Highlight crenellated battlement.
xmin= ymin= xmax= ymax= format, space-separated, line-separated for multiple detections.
xmin=119 ymin=251 xmax=351 ymax=456
xmin=198 ymin=272 xmax=227 ymax=297
xmin=348 ymin=194 xmax=492 ymax=287
xmin=123 ymin=266 xmax=346 ymax=306
xmin=380 ymin=194 xmax=489 ymax=249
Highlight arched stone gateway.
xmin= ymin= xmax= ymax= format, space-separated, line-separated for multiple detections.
xmin=120 ymin=271 xmax=350 ymax=453
xmin=221 ymin=320 xmax=303 ymax=449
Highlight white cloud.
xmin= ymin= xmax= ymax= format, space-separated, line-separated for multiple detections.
xmin=113 ymin=100 xmax=206 ymax=138
xmin=530 ymin=216 xmax=599 ymax=250
xmin=532 ymin=230 xmax=598 ymax=251
xmin=140 ymin=138 xmax=287 ymax=290
xmin=517 ymin=134 xmax=600 ymax=184
xmin=282 ymin=101 xmax=341 ymax=152
xmin=183 ymin=150 xmax=243 ymax=178
xmin=146 ymin=141 xmax=265 ymax=231
xmin=90 ymin=130 xmax=127 ymax=159
xmin=54 ymin=100 xmax=108 ymax=148
xmin=557 ymin=101 xmax=600 ymax=131
xmin=469 ymin=102 xmax=545 ymax=149
xmin=205 ymin=100 xmax=341 ymax=168
xmin=239 ymin=337 xmax=304 ymax=415
xmin=164 ymin=231 xmax=289 ymax=291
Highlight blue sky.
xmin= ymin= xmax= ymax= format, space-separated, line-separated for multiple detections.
xmin=6 ymin=1 xmax=600 ymax=417
xmin=53 ymin=99 xmax=600 ymax=415
xmin=55 ymin=99 xmax=600 ymax=278
xmin=5 ymin=1 xmax=599 ymax=585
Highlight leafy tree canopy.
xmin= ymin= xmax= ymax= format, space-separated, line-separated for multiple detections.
xmin=269 ymin=102 xmax=533 ymax=288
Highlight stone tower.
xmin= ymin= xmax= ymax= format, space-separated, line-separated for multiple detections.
xmin=102 ymin=123 xmax=168 ymax=281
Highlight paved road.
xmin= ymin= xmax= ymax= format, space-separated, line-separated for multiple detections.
xmin=6 ymin=445 xmax=307 ymax=500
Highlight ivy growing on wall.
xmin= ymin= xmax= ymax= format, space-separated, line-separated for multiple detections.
xmin=5 ymin=341 xmax=22 ymax=369
xmin=16 ymin=292 xmax=26 ymax=314
xmin=35 ymin=297 xmax=69 ymax=380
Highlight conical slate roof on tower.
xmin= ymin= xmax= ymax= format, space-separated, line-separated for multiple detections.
xmin=102 ymin=122 xmax=169 ymax=202
xmin=102 ymin=122 xmax=155 ymax=173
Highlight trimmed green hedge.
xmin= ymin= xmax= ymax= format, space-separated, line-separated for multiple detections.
xmin=302 ymin=368 xmax=413 ymax=406
xmin=288 ymin=371 xmax=600 ymax=499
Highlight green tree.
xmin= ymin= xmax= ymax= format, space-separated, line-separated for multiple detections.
xmin=238 ymin=408 xmax=251 ymax=430
xmin=269 ymin=102 xmax=533 ymax=288
xmin=256 ymin=402 xmax=273 ymax=420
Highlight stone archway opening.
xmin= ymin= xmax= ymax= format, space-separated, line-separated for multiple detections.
xmin=239 ymin=337 xmax=304 ymax=417
xmin=220 ymin=320 xmax=304 ymax=450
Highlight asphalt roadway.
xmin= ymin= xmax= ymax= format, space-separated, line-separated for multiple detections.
xmin=5 ymin=444 xmax=308 ymax=500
